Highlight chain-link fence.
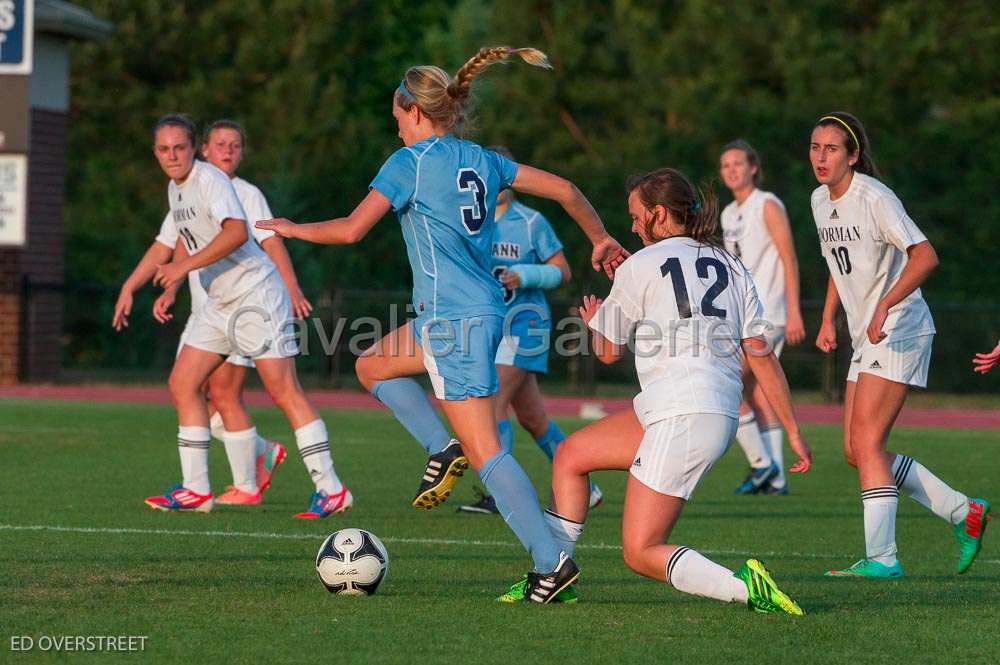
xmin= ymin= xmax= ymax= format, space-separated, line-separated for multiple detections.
xmin=33 ymin=280 xmax=1000 ymax=399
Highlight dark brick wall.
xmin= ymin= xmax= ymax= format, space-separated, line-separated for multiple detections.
xmin=0 ymin=109 xmax=67 ymax=383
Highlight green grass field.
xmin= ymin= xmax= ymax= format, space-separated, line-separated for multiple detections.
xmin=1 ymin=400 xmax=996 ymax=663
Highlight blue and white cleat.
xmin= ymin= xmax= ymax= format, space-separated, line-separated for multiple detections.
xmin=295 ymin=487 xmax=353 ymax=519
xmin=735 ymin=464 xmax=779 ymax=495
xmin=144 ymin=483 xmax=214 ymax=513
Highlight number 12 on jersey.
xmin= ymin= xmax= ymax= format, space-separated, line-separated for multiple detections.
xmin=660 ymin=256 xmax=730 ymax=319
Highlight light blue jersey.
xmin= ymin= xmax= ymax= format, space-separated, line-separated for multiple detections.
xmin=491 ymin=200 xmax=564 ymax=319
xmin=370 ymin=134 xmax=519 ymax=320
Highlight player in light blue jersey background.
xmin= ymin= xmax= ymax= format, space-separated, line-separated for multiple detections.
xmin=259 ymin=46 xmax=628 ymax=602
xmin=458 ymin=146 xmax=603 ymax=515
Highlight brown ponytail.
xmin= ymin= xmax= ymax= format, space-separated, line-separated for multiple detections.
xmin=625 ymin=168 xmax=721 ymax=246
xmin=395 ymin=47 xmax=551 ymax=134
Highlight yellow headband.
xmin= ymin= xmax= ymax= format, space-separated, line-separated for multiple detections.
xmin=819 ymin=115 xmax=861 ymax=154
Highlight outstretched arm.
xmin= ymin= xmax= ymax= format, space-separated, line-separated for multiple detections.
xmin=255 ymin=189 xmax=392 ymax=246
xmin=512 ymin=165 xmax=628 ymax=279
xmin=973 ymin=339 xmax=1000 ymax=375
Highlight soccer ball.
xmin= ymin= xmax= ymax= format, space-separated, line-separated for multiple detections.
xmin=315 ymin=529 xmax=389 ymax=596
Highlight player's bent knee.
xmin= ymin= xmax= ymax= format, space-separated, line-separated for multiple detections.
xmin=354 ymin=355 xmax=377 ymax=390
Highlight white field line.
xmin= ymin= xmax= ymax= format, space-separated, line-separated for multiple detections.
xmin=2 ymin=523 xmax=997 ymax=565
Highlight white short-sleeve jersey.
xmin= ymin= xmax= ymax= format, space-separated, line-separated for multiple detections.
xmin=156 ymin=212 xmax=209 ymax=311
xmin=811 ymin=172 xmax=935 ymax=353
xmin=231 ymin=176 xmax=277 ymax=244
xmin=165 ymin=161 xmax=275 ymax=308
xmin=721 ymin=188 xmax=787 ymax=325
xmin=588 ymin=237 xmax=765 ymax=426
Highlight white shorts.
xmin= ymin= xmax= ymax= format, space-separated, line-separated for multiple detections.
xmin=177 ymin=325 xmax=255 ymax=368
xmin=629 ymin=413 xmax=738 ymax=500
xmin=768 ymin=325 xmax=786 ymax=358
xmin=181 ymin=278 xmax=298 ymax=360
xmin=847 ymin=334 xmax=933 ymax=388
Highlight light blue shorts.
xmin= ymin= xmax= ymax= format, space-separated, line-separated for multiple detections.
xmin=413 ymin=314 xmax=502 ymax=401
xmin=495 ymin=308 xmax=551 ymax=374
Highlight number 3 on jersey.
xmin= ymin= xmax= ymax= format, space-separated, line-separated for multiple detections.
xmin=457 ymin=168 xmax=487 ymax=234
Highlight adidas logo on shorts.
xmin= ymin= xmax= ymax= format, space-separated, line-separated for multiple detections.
xmin=632 ymin=457 xmax=642 ymax=468
xmin=869 ymin=360 xmax=882 ymax=369
xmin=830 ymin=209 xmax=840 ymax=219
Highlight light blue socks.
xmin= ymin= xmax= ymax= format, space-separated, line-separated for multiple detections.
xmin=480 ymin=451 xmax=563 ymax=573
xmin=372 ymin=378 xmax=450 ymax=455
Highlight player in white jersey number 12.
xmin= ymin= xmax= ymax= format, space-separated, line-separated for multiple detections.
xmin=139 ymin=116 xmax=350 ymax=518
xmin=719 ymin=140 xmax=805 ymax=496
xmin=507 ymin=168 xmax=812 ymax=612
xmin=810 ymin=112 xmax=990 ymax=578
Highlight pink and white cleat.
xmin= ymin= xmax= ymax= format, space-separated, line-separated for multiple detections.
xmin=216 ymin=485 xmax=262 ymax=506
xmin=256 ymin=441 xmax=287 ymax=493
xmin=144 ymin=484 xmax=214 ymax=513
xmin=294 ymin=488 xmax=353 ymax=519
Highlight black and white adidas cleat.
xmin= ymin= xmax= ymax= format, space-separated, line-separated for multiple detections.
xmin=411 ymin=439 xmax=469 ymax=511
xmin=523 ymin=552 xmax=580 ymax=604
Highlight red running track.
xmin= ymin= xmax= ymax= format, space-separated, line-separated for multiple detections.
xmin=1 ymin=384 xmax=997 ymax=429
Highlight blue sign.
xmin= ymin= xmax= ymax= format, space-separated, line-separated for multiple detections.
xmin=0 ymin=0 xmax=33 ymax=74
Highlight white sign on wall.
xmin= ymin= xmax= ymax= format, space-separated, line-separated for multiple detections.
xmin=0 ymin=153 xmax=27 ymax=246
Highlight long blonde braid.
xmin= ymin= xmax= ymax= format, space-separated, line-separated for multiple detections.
xmin=396 ymin=47 xmax=551 ymax=133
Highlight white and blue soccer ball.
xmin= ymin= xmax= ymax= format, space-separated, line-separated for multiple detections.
xmin=315 ymin=529 xmax=389 ymax=596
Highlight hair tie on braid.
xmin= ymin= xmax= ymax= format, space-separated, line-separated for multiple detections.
xmin=690 ymin=201 xmax=702 ymax=214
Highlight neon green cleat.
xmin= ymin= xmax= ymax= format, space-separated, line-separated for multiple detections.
xmin=733 ymin=559 xmax=804 ymax=615
xmin=955 ymin=498 xmax=991 ymax=574
xmin=496 ymin=575 xmax=578 ymax=604
xmin=825 ymin=558 xmax=903 ymax=578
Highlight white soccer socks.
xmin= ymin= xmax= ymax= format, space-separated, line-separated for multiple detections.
xmin=762 ymin=424 xmax=786 ymax=488
xmin=177 ymin=425 xmax=211 ymax=495
xmin=209 ymin=411 xmax=226 ymax=443
xmin=892 ymin=454 xmax=969 ymax=525
xmin=544 ymin=510 xmax=584 ymax=558
xmin=862 ymin=486 xmax=899 ymax=565
xmin=736 ymin=413 xmax=771 ymax=469
xmin=295 ymin=419 xmax=343 ymax=495
xmin=667 ymin=547 xmax=749 ymax=603
xmin=222 ymin=427 xmax=259 ymax=494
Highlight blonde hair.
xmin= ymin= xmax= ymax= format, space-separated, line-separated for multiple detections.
xmin=395 ymin=47 xmax=551 ymax=133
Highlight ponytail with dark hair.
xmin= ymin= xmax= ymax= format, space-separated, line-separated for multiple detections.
xmin=625 ymin=168 xmax=720 ymax=246
xmin=815 ymin=111 xmax=880 ymax=178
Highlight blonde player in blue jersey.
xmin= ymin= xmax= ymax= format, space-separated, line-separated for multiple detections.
xmin=502 ymin=167 xmax=812 ymax=610
xmin=457 ymin=145 xmax=602 ymax=514
xmin=810 ymin=112 xmax=990 ymax=578
xmin=258 ymin=46 xmax=628 ymax=603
